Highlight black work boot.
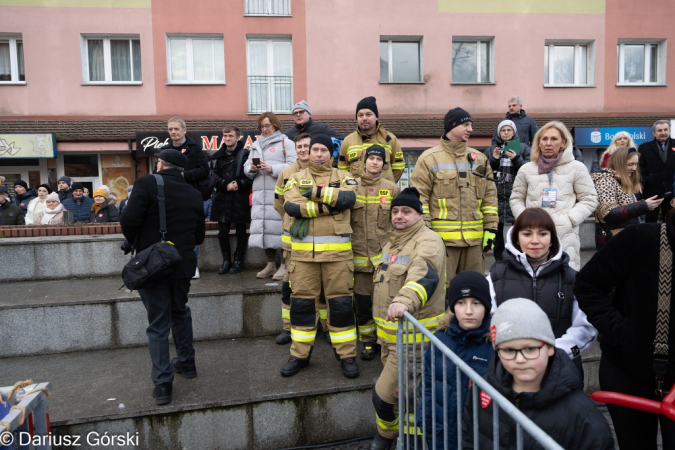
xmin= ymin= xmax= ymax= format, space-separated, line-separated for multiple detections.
xmin=324 ymin=330 xmax=332 ymax=345
xmin=361 ymin=342 xmax=380 ymax=361
xmin=171 ymin=357 xmax=197 ymax=379
xmin=276 ymin=329 xmax=291 ymax=345
xmin=218 ymin=252 xmax=232 ymax=274
xmin=370 ymin=434 xmax=395 ymax=450
xmin=229 ymin=252 xmax=244 ymax=274
xmin=341 ymin=357 xmax=360 ymax=378
xmin=152 ymin=382 xmax=173 ymax=406
xmin=280 ymin=356 xmax=310 ymax=377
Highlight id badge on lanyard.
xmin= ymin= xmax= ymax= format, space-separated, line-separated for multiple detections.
xmin=542 ymin=172 xmax=557 ymax=208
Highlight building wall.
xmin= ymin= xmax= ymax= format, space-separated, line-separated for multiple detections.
xmin=0 ymin=2 xmax=156 ymax=116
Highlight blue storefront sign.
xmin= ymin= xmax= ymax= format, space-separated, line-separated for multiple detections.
xmin=574 ymin=126 xmax=652 ymax=147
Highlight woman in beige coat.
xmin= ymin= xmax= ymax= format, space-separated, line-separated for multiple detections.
xmin=510 ymin=121 xmax=598 ymax=270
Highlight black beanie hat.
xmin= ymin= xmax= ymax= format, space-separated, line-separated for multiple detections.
xmin=356 ymin=96 xmax=378 ymax=118
xmin=157 ymin=149 xmax=188 ymax=168
xmin=447 ymin=270 xmax=491 ymax=314
xmin=38 ymin=183 xmax=52 ymax=194
xmin=364 ymin=144 xmax=386 ymax=162
xmin=14 ymin=180 xmax=28 ymax=190
xmin=391 ymin=187 xmax=423 ymax=214
xmin=309 ymin=134 xmax=334 ymax=153
xmin=444 ymin=107 xmax=472 ymax=135
xmin=71 ymin=182 xmax=84 ymax=192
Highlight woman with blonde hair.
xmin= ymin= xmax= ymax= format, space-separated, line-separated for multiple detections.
xmin=591 ymin=146 xmax=663 ymax=249
xmin=510 ymin=121 xmax=598 ymax=270
xmin=599 ymin=131 xmax=636 ymax=168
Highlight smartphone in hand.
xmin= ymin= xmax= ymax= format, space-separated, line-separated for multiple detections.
xmin=252 ymin=157 xmax=261 ymax=167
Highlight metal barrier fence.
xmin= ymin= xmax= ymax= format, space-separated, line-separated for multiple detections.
xmin=397 ymin=312 xmax=563 ymax=450
xmin=0 ymin=382 xmax=51 ymax=450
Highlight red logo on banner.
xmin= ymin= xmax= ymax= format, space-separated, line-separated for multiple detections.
xmin=480 ymin=391 xmax=492 ymax=408
xmin=390 ymin=254 xmax=397 ymax=264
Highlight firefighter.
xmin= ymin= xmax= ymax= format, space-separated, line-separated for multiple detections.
xmin=273 ymin=133 xmax=329 ymax=345
xmin=350 ymin=144 xmax=399 ymax=360
xmin=370 ymin=187 xmax=446 ymax=450
xmin=338 ymin=96 xmax=405 ymax=183
xmin=281 ymin=134 xmax=360 ymax=378
xmin=410 ymin=107 xmax=498 ymax=295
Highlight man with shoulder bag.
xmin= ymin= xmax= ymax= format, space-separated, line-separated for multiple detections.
xmin=120 ymin=149 xmax=206 ymax=406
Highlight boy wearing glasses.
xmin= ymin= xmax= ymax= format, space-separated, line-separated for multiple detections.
xmin=462 ymin=298 xmax=613 ymax=449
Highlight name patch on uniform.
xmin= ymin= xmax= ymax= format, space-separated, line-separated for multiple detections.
xmin=378 ymin=190 xmax=391 ymax=197
xmin=348 ymin=150 xmax=359 ymax=160
xmin=300 ymin=179 xmax=313 ymax=186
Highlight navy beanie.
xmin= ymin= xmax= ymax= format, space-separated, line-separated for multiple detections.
xmin=309 ymin=134 xmax=334 ymax=153
xmin=444 ymin=107 xmax=472 ymax=135
xmin=356 ymin=96 xmax=379 ymax=118
xmin=391 ymin=187 xmax=423 ymax=214
xmin=447 ymin=270 xmax=491 ymax=314
xmin=364 ymin=144 xmax=386 ymax=162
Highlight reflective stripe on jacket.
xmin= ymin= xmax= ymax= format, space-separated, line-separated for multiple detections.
xmin=373 ymin=220 xmax=446 ymax=344
xmin=411 ymin=139 xmax=498 ymax=247
xmin=339 ymin=123 xmax=404 ymax=182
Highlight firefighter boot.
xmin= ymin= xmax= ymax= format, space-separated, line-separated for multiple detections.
xmin=370 ymin=434 xmax=395 ymax=450
xmin=276 ymin=329 xmax=291 ymax=345
xmin=341 ymin=357 xmax=360 ymax=378
xmin=361 ymin=342 xmax=381 ymax=361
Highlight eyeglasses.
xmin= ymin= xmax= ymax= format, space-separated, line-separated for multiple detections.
xmin=292 ymin=110 xmax=306 ymax=116
xmin=496 ymin=342 xmax=546 ymax=360
xmin=260 ymin=124 xmax=275 ymax=129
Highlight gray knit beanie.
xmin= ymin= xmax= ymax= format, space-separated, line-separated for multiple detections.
xmin=490 ymin=298 xmax=555 ymax=348
xmin=497 ymin=119 xmax=517 ymax=136
xmin=292 ymin=100 xmax=311 ymax=115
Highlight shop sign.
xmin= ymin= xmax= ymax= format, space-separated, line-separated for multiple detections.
xmin=0 ymin=133 xmax=57 ymax=158
xmin=135 ymin=130 xmax=259 ymax=157
xmin=574 ymin=127 xmax=653 ymax=147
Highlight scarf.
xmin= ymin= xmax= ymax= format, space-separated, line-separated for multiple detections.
xmin=496 ymin=140 xmax=515 ymax=183
xmin=537 ymin=151 xmax=564 ymax=175
xmin=256 ymin=130 xmax=282 ymax=152
xmin=42 ymin=204 xmax=63 ymax=224
xmin=91 ymin=202 xmax=104 ymax=216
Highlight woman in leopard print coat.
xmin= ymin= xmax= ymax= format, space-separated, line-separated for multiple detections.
xmin=591 ymin=146 xmax=662 ymax=249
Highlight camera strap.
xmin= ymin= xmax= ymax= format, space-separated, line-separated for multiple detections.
xmin=654 ymin=223 xmax=673 ymax=396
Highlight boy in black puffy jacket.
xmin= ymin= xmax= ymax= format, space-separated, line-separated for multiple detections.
xmin=462 ymin=298 xmax=614 ymax=450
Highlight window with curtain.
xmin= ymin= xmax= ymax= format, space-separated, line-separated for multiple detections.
xmin=246 ymin=38 xmax=293 ymax=113
xmin=167 ymin=35 xmax=224 ymax=84
xmin=0 ymin=35 xmax=25 ymax=83
xmin=451 ymin=37 xmax=494 ymax=84
xmin=617 ymin=40 xmax=666 ymax=85
xmin=244 ymin=0 xmax=291 ymax=16
xmin=544 ymin=41 xmax=593 ymax=87
xmin=380 ymin=38 xmax=422 ymax=83
xmin=82 ymin=35 xmax=141 ymax=84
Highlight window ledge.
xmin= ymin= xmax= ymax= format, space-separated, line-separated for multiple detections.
xmin=166 ymin=82 xmax=226 ymax=86
xmin=543 ymin=84 xmax=596 ymax=88
xmin=450 ymin=82 xmax=496 ymax=85
xmin=243 ymin=14 xmax=292 ymax=17
xmin=616 ymin=83 xmax=668 ymax=87
xmin=379 ymin=82 xmax=425 ymax=85
xmin=0 ymin=81 xmax=27 ymax=85
xmin=81 ymin=82 xmax=143 ymax=86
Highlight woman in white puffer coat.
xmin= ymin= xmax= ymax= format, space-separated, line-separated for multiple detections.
xmin=244 ymin=112 xmax=297 ymax=279
xmin=510 ymin=121 xmax=598 ymax=270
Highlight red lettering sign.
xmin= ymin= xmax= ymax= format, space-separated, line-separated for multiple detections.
xmin=202 ymin=136 xmax=219 ymax=150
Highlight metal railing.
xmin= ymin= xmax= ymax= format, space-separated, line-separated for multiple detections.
xmin=397 ymin=312 xmax=563 ymax=450
xmin=244 ymin=0 xmax=291 ymax=16
xmin=247 ymin=75 xmax=293 ymax=114
xmin=0 ymin=382 xmax=51 ymax=449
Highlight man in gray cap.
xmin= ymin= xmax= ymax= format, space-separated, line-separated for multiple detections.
xmin=121 ymin=148 xmax=205 ymax=406
xmin=283 ymin=100 xmax=345 ymax=141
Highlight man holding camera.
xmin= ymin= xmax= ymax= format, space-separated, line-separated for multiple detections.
xmin=120 ymin=149 xmax=205 ymax=406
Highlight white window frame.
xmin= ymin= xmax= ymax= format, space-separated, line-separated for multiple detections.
xmin=451 ymin=36 xmax=495 ymax=84
xmin=166 ymin=34 xmax=225 ymax=85
xmin=617 ymin=39 xmax=667 ymax=86
xmin=80 ymin=34 xmax=141 ymax=85
xmin=380 ymin=36 xmax=424 ymax=84
xmin=246 ymin=36 xmax=293 ymax=114
xmin=544 ymin=40 xmax=594 ymax=87
xmin=0 ymin=34 xmax=25 ymax=85
xmin=244 ymin=0 xmax=291 ymax=16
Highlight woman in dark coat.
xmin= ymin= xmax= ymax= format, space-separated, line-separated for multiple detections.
xmin=88 ymin=187 xmax=120 ymax=223
xmin=484 ymin=119 xmax=530 ymax=261
xmin=211 ymin=126 xmax=252 ymax=274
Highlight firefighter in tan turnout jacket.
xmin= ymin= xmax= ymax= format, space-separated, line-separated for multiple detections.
xmin=369 ymin=187 xmax=446 ymax=449
xmin=411 ymin=107 xmax=498 ymax=293
xmin=338 ymin=96 xmax=405 ymax=183
xmin=280 ymin=134 xmax=360 ymax=378
xmin=350 ymin=144 xmax=399 ymax=361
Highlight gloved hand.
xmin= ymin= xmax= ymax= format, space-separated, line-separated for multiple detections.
xmin=302 ymin=186 xmax=323 ymax=200
xmin=290 ymin=218 xmax=309 ymax=240
xmin=120 ymin=240 xmax=133 ymax=255
xmin=482 ymin=230 xmax=497 ymax=253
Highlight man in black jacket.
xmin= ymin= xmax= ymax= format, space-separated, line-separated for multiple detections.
xmin=283 ymin=100 xmax=344 ymax=141
xmin=0 ymin=185 xmax=25 ymax=225
xmin=639 ymin=119 xmax=675 ymax=222
xmin=490 ymin=96 xmax=538 ymax=146
xmin=121 ymin=149 xmax=206 ymax=406
xmin=12 ymin=180 xmax=37 ymax=214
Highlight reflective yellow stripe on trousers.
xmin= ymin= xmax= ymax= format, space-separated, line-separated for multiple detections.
xmin=291 ymin=328 xmax=316 ymax=343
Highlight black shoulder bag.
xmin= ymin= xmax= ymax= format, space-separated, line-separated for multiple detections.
xmin=653 ymin=223 xmax=673 ymax=396
xmin=122 ymin=174 xmax=182 ymax=290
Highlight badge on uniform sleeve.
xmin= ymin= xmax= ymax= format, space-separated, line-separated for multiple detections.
xmin=348 ymin=150 xmax=359 ymax=161
xmin=480 ymin=391 xmax=492 ymax=408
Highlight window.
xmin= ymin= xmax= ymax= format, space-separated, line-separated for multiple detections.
xmin=244 ymin=0 xmax=291 ymax=16
xmin=247 ymin=37 xmax=293 ymax=114
xmin=617 ymin=40 xmax=666 ymax=85
xmin=544 ymin=41 xmax=594 ymax=87
xmin=380 ymin=37 xmax=423 ymax=83
xmin=0 ymin=34 xmax=25 ymax=83
xmin=81 ymin=35 xmax=141 ymax=84
xmin=167 ymin=35 xmax=224 ymax=84
xmin=451 ymin=37 xmax=494 ymax=84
